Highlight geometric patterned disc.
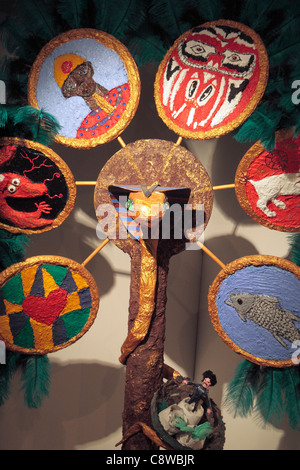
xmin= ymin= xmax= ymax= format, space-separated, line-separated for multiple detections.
xmin=28 ymin=29 xmax=141 ymax=149
xmin=0 ymin=256 xmax=99 ymax=354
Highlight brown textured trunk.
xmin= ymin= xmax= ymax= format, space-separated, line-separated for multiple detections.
xmin=121 ymin=242 xmax=171 ymax=450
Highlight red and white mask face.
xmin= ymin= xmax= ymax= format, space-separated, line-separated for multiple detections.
xmin=159 ymin=22 xmax=266 ymax=136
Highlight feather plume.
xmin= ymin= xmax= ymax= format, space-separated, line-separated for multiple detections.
xmin=20 ymin=355 xmax=51 ymax=409
xmin=12 ymin=106 xmax=61 ymax=145
xmin=56 ymin=0 xmax=88 ymax=29
xmin=281 ymin=367 xmax=300 ymax=430
xmin=224 ymin=360 xmax=261 ymax=417
xmin=288 ymin=234 xmax=300 ymax=267
xmin=0 ymin=351 xmax=21 ymax=406
xmin=0 ymin=230 xmax=30 ymax=272
xmin=254 ymin=368 xmax=284 ymax=427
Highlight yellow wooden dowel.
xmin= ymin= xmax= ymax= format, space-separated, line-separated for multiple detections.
xmin=81 ymin=238 xmax=110 ymax=267
xmin=196 ymin=241 xmax=226 ymax=269
xmin=213 ymin=183 xmax=235 ymax=190
xmin=76 ymin=181 xmax=97 ymax=185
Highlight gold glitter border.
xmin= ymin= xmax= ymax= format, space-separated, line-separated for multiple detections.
xmin=28 ymin=28 xmax=141 ymax=149
xmin=235 ymin=128 xmax=300 ymax=232
xmin=0 ymin=137 xmax=77 ymax=234
xmin=208 ymin=254 xmax=300 ymax=368
xmin=0 ymin=255 xmax=99 ymax=354
xmin=154 ymin=19 xmax=269 ymax=140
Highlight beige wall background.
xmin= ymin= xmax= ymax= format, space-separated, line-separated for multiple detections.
xmin=0 ymin=56 xmax=299 ymax=450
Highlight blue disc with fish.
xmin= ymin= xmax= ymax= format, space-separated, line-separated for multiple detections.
xmin=208 ymin=255 xmax=300 ymax=367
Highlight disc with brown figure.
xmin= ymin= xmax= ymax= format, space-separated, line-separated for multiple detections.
xmin=94 ymin=138 xmax=213 ymax=449
xmin=28 ymin=29 xmax=140 ymax=148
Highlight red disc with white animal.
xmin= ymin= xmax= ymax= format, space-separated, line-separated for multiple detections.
xmin=235 ymin=129 xmax=300 ymax=232
xmin=0 ymin=138 xmax=76 ymax=234
xmin=154 ymin=20 xmax=269 ymax=139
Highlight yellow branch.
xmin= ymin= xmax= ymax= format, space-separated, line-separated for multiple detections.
xmin=213 ymin=183 xmax=235 ymax=190
xmin=81 ymin=238 xmax=110 ymax=267
xmin=196 ymin=241 xmax=226 ymax=269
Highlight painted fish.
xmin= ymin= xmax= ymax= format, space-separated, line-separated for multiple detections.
xmin=225 ymin=292 xmax=300 ymax=348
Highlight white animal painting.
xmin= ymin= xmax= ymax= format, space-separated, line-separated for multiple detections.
xmin=249 ymin=171 xmax=300 ymax=217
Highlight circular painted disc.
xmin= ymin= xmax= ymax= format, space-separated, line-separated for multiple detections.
xmin=235 ymin=129 xmax=300 ymax=232
xmin=0 ymin=138 xmax=76 ymax=234
xmin=0 ymin=256 xmax=99 ymax=354
xmin=208 ymin=255 xmax=300 ymax=367
xmin=28 ymin=29 xmax=141 ymax=148
xmin=154 ymin=20 xmax=269 ymax=139
xmin=94 ymin=138 xmax=213 ymax=256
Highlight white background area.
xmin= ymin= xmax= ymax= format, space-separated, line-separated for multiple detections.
xmin=0 ymin=56 xmax=299 ymax=450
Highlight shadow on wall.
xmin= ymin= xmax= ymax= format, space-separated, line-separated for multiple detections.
xmin=211 ymin=132 xmax=255 ymax=225
xmin=0 ymin=360 xmax=125 ymax=450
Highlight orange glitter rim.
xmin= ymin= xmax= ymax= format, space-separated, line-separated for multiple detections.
xmin=0 ymin=137 xmax=76 ymax=234
xmin=208 ymin=254 xmax=300 ymax=368
xmin=28 ymin=29 xmax=141 ymax=148
xmin=154 ymin=19 xmax=269 ymax=140
xmin=0 ymin=255 xmax=99 ymax=354
xmin=235 ymin=128 xmax=300 ymax=232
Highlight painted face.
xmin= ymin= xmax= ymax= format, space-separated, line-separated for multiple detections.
xmin=157 ymin=21 xmax=268 ymax=138
xmin=61 ymin=61 xmax=96 ymax=98
xmin=202 ymin=377 xmax=211 ymax=389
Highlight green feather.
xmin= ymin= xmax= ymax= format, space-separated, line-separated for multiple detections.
xmin=224 ymin=360 xmax=261 ymax=418
xmin=56 ymin=0 xmax=88 ymax=29
xmin=12 ymin=106 xmax=61 ymax=145
xmin=281 ymin=367 xmax=300 ymax=430
xmin=254 ymin=368 xmax=284 ymax=427
xmin=234 ymin=104 xmax=282 ymax=151
xmin=90 ymin=0 xmax=146 ymax=39
xmin=288 ymin=234 xmax=300 ymax=267
xmin=0 ymin=230 xmax=30 ymax=271
xmin=11 ymin=0 xmax=61 ymax=42
xmin=20 ymin=355 xmax=51 ymax=409
xmin=0 ymin=351 xmax=21 ymax=406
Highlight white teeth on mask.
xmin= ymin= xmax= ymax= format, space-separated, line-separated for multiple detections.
xmin=207 ymin=60 xmax=214 ymax=67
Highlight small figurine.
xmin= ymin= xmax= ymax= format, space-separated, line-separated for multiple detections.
xmin=182 ymin=370 xmax=217 ymax=416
